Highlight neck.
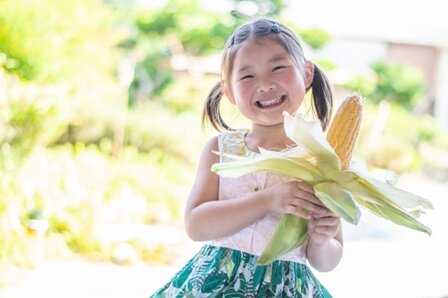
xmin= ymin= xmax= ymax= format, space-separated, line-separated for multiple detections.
xmin=245 ymin=123 xmax=294 ymax=152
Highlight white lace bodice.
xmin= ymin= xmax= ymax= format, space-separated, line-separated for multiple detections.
xmin=208 ymin=130 xmax=308 ymax=264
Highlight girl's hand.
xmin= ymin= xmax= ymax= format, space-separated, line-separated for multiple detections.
xmin=307 ymin=212 xmax=341 ymax=246
xmin=265 ymin=181 xmax=329 ymax=219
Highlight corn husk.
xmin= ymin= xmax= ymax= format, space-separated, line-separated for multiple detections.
xmin=211 ymin=112 xmax=432 ymax=265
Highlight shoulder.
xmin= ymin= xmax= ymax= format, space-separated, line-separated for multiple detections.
xmin=198 ymin=135 xmax=219 ymax=166
xmin=202 ymin=134 xmax=222 ymax=151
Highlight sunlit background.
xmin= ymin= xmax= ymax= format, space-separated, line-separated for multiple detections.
xmin=1 ymin=0 xmax=447 ymax=297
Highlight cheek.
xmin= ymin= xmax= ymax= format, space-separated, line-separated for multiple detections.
xmin=233 ymin=83 xmax=254 ymax=102
xmin=278 ymin=70 xmax=306 ymax=90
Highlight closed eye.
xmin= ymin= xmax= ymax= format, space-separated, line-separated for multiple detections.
xmin=240 ymin=75 xmax=254 ymax=80
xmin=272 ymin=65 xmax=287 ymax=72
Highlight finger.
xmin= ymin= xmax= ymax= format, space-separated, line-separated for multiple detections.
xmin=286 ymin=206 xmax=311 ymax=219
xmin=291 ymin=188 xmax=322 ymax=206
xmin=295 ymin=191 xmax=328 ymax=209
xmin=294 ymin=181 xmax=314 ymax=194
xmin=311 ymin=216 xmax=340 ymax=227
xmin=313 ymin=226 xmax=337 ymax=234
xmin=310 ymin=208 xmax=338 ymax=218
xmin=295 ymin=201 xmax=328 ymax=216
xmin=288 ymin=196 xmax=328 ymax=215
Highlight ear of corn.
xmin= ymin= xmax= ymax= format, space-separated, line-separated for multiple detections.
xmin=257 ymin=97 xmax=364 ymax=266
xmin=212 ymin=96 xmax=432 ymax=266
xmin=326 ymin=94 xmax=364 ymax=170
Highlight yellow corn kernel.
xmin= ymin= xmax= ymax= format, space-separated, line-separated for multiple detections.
xmin=326 ymin=94 xmax=364 ymax=170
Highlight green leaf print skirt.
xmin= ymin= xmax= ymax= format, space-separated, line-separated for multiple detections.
xmin=149 ymin=245 xmax=332 ymax=298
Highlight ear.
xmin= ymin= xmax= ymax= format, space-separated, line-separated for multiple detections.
xmin=223 ymin=82 xmax=236 ymax=105
xmin=304 ymin=60 xmax=314 ymax=89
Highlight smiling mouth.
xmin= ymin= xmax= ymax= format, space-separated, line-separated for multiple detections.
xmin=255 ymin=95 xmax=286 ymax=108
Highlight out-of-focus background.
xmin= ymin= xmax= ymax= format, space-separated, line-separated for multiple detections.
xmin=1 ymin=0 xmax=447 ymax=297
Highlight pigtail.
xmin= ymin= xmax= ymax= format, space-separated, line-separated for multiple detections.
xmin=310 ymin=64 xmax=333 ymax=130
xmin=202 ymin=81 xmax=232 ymax=131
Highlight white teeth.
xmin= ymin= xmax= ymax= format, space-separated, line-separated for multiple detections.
xmin=258 ymin=96 xmax=283 ymax=107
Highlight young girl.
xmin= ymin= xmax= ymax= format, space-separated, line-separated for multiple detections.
xmin=150 ymin=18 xmax=342 ymax=297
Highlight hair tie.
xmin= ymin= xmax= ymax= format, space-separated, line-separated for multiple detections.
xmin=271 ymin=23 xmax=281 ymax=33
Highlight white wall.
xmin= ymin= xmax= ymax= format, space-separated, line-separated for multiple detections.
xmin=317 ymin=38 xmax=388 ymax=80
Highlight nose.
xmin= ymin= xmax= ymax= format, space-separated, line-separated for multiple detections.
xmin=257 ymin=77 xmax=276 ymax=93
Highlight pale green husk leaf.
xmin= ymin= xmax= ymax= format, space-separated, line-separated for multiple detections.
xmin=314 ymin=182 xmax=361 ymax=224
xmin=256 ymin=215 xmax=308 ymax=266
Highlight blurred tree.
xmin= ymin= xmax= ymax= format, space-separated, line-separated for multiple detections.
xmin=0 ymin=0 xmax=126 ymax=266
xmin=344 ymin=61 xmax=426 ymax=110
xmin=299 ymin=27 xmax=332 ymax=50
xmin=121 ymin=0 xmax=309 ymax=106
xmin=0 ymin=0 xmax=126 ymax=155
xmin=0 ymin=0 xmax=121 ymax=83
xmin=121 ymin=0 xmax=240 ymax=105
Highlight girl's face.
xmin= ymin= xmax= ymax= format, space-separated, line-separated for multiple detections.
xmin=226 ymin=37 xmax=313 ymax=127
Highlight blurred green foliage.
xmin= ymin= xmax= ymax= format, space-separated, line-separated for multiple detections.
xmin=343 ymin=60 xmax=438 ymax=174
xmin=299 ymin=27 xmax=332 ymax=50
xmin=354 ymin=101 xmax=448 ymax=174
xmin=0 ymin=97 xmax=64 ymax=161
xmin=135 ymin=0 xmax=236 ymax=56
xmin=0 ymin=0 xmax=120 ymax=82
xmin=345 ymin=61 xmax=425 ymax=110
xmin=123 ymin=0 xmax=241 ymax=103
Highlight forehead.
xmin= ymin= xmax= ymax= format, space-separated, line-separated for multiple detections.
xmin=232 ymin=38 xmax=290 ymax=68
xmin=235 ymin=37 xmax=287 ymax=59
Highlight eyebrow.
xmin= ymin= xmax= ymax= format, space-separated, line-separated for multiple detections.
xmin=268 ymin=55 xmax=288 ymax=64
xmin=235 ymin=55 xmax=288 ymax=73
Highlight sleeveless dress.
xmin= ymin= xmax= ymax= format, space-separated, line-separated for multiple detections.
xmin=149 ymin=130 xmax=332 ymax=298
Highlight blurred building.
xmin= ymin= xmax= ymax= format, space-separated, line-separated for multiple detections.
xmin=316 ymin=24 xmax=448 ymax=127
xmin=285 ymin=0 xmax=448 ymax=127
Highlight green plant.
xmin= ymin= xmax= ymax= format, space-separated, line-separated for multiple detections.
xmin=0 ymin=0 xmax=120 ymax=82
xmin=299 ymin=27 xmax=332 ymax=50
xmin=369 ymin=138 xmax=421 ymax=174
xmin=0 ymin=97 xmax=64 ymax=159
xmin=344 ymin=61 xmax=425 ymax=110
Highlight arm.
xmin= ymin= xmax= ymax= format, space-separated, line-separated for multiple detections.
xmin=306 ymin=214 xmax=343 ymax=272
xmin=184 ymin=136 xmax=271 ymax=241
